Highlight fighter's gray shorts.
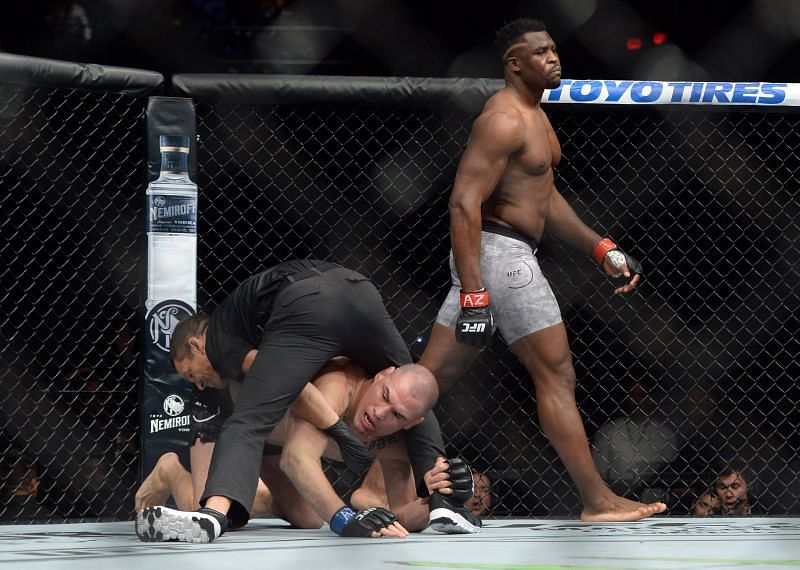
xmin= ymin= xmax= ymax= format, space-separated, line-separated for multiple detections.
xmin=435 ymin=229 xmax=563 ymax=345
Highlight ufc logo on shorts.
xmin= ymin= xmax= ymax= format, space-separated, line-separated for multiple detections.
xmin=461 ymin=322 xmax=486 ymax=333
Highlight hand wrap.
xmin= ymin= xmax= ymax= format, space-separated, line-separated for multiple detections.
xmin=445 ymin=457 xmax=475 ymax=503
xmin=592 ymin=238 xmax=643 ymax=278
xmin=455 ymin=289 xmax=494 ymax=348
xmin=331 ymin=506 xmax=398 ymax=537
xmin=324 ymin=418 xmax=375 ymax=472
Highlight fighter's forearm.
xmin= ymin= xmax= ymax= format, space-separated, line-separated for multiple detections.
xmin=292 ymin=383 xmax=340 ymax=430
xmin=545 ymin=189 xmax=601 ymax=254
xmin=449 ymin=200 xmax=485 ymax=291
xmin=279 ymin=447 xmax=345 ymax=522
xmin=391 ymin=499 xmax=429 ymax=532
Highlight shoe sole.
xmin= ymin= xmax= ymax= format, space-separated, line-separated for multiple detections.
xmin=429 ymin=508 xmax=481 ymax=534
xmin=135 ymin=506 xmax=217 ymax=543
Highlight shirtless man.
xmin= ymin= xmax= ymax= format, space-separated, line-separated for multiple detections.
xmin=136 ymin=360 xmax=470 ymax=541
xmin=418 ymin=17 xmax=666 ymax=521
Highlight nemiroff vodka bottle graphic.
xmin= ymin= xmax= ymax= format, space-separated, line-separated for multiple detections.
xmin=145 ymin=135 xmax=197 ymax=311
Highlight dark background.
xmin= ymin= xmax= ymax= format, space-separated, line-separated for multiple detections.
xmin=1 ymin=0 xmax=799 ymax=81
xmin=2 ymin=0 xmax=799 ymax=522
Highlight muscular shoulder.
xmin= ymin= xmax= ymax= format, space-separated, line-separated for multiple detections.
xmin=314 ymin=358 xmax=366 ymax=413
xmin=471 ymin=101 xmax=526 ymax=153
xmin=313 ymin=360 xmax=355 ymax=411
xmin=318 ymin=358 xmax=365 ymax=382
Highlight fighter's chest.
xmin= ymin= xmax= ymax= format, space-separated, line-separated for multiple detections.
xmin=514 ymin=118 xmax=561 ymax=174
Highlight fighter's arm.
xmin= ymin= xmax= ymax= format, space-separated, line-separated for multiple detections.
xmin=450 ymin=111 xmax=526 ymax=291
xmin=544 ymin=188 xmax=602 ymax=255
xmin=373 ymin=435 xmax=429 ymax=532
xmin=548 ymin=188 xmax=641 ymax=294
xmin=279 ymin=412 xmax=347 ymax=522
xmin=241 ymin=351 xmax=373 ymax=471
xmin=538 ymin=114 xmax=641 ymax=294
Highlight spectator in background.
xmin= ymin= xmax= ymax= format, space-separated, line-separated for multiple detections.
xmin=76 ymin=454 xmax=112 ymax=518
xmin=591 ymin=380 xmax=677 ymax=499
xmin=75 ymin=453 xmax=134 ymax=519
xmin=463 ymin=471 xmax=493 ymax=518
xmin=0 ymin=460 xmax=41 ymax=522
xmin=693 ymin=465 xmax=755 ymax=517
xmin=43 ymin=1 xmax=92 ymax=61
xmin=692 ymin=491 xmax=719 ymax=516
xmin=66 ymin=366 xmax=137 ymax=463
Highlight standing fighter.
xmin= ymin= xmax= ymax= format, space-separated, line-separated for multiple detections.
xmin=141 ymin=259 xmax=479 ymax=543
xmin=418 ymin=18 xmax=666 ymax=521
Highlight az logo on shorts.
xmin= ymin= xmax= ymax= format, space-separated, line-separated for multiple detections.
xmin=461 ymin=323 xmax=486 ymax=333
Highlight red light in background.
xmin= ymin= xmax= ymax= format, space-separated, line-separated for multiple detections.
xmin=626 ymin=37 xmax=642 ymax=51
xmin=653 ymin=32 xmax=668 ymax=45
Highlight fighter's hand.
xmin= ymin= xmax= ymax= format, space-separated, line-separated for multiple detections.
xmin=324 ymin=418 xmax=375 ymax=472
xmin=424 ymin=457 xmax=453 ymax=495
xmin=335 ymin=507 xmax=408 ymax=538
xmin=592 ymin=238 xmax=643 ymax=295
xmin=424 ymin=457 xmax=474 ymax=501
xmin=373 ymin=520 xmax=409 ymax=538
xmin=455 ymin=289 xmax=494 ymax=348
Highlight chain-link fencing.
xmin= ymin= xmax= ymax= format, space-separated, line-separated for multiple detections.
xmin=2 ymin=64 xmax=799 ymax=523
xmin=0 ymin=56 xmax=163 ymax=523
xmin=183 ymin=77 xmax=800 ymax=517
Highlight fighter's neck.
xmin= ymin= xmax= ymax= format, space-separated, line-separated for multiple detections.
xmin=504 ymin=79 xmax=544 ymax=108
xmin=343 ymin=372 xmax=371 ymax=426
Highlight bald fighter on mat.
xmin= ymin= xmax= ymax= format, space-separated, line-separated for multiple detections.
xmin=418 ymin=18 xmax=666 ymax=521
xmin=136 ymin=359 xmax=474 ymax=539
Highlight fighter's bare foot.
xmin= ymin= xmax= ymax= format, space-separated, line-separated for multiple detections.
xmin=134 ymin=452 xmax=178 ymax=510
xmin=580 ymin=494 xmax=666 ymax=522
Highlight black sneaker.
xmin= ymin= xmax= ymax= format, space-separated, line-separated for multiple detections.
xmin=428 ymin=492 xmax=481 ymax=534
xmin=135 ymin=506 xmax=227 ymax=543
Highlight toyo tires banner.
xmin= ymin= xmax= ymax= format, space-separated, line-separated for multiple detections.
xmin=543 ymin=80 xmax=800 ymax=106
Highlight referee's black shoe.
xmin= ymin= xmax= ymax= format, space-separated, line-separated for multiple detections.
xmin=428 ymin=492 xmax=482 ymax=534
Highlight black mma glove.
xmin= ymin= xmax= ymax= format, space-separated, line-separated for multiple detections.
xmin=324 ymin=418 xmax=375 ymax=472
xmin=330 ymin=506 xmax=398 ymax=537
xmin=592 ymin=238 xmax=643 ymax=279
xmin=445 ymin=457 xmax=475 ymax=502
xmin=455 ymin=289 xmax=494 ymax=348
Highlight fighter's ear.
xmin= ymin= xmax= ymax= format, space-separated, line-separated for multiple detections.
xmin=506 ymin=56 xmax=521 ymax=73
xmin=188 ymin=336 xmax=204 ymax=355
xmin=373 ymin=366 xmax=396 ymax=382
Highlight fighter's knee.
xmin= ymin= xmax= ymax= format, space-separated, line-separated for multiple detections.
xmin=158 ymin=451 xmax=180 ymax=465
xmin=351 ymin=488 xmax=388 ymax=511
xmin=350 ymin=488 xmax=369 ymax=511
xmin=541 ymin=368 xmax=576 ymax=394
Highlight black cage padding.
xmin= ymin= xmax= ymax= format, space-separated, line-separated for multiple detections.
xmin=172 ymin=74 xmax=504 ymax=112
xmin=0 ymin=53 xmax=163 ymax=96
